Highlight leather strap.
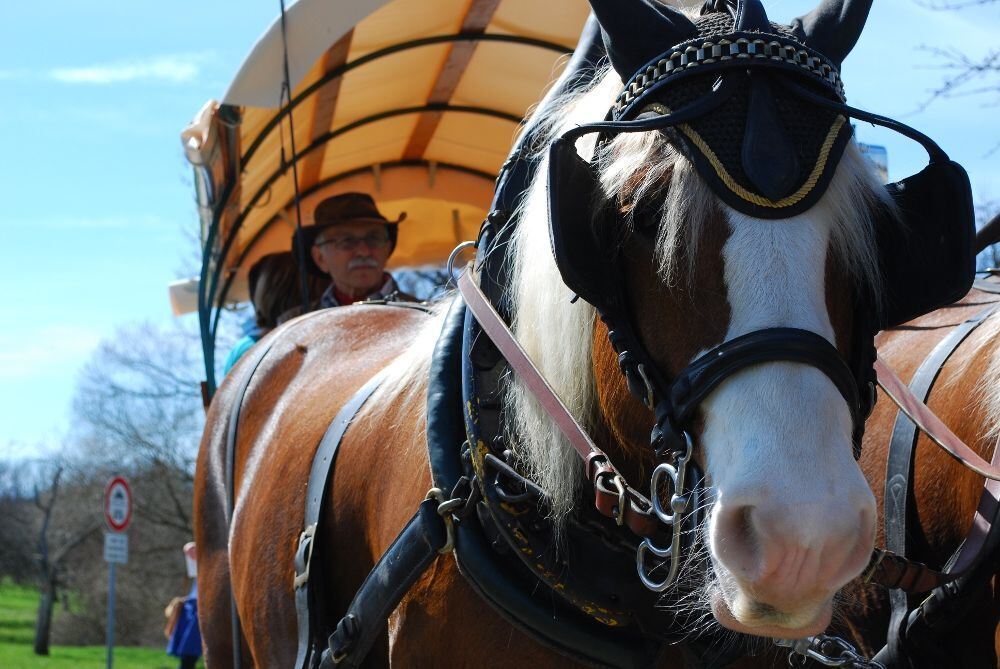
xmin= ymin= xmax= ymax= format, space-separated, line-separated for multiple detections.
xmin=322 ymin=499 xmax=449 ymax=668
xmin=671 ymin=327 xmax=862 ymax=431
xmin=876 ymin=352 xmax=1000 ymax=481
xmin=225 ymin=310 xmax=326 ymax=669
xmin=294 ymin=369 xmax=388 ymax=669
xmin=457 ymin=269 xmax=659 ymax=537
xmin=872 ymin=303 xmax=1000 ymax=665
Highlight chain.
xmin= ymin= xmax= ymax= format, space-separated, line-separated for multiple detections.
xmin=776 ymin=636 xmax=885 ymax=669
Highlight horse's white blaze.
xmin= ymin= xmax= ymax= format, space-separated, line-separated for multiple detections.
xmin=702 ymin=205 xmax=876 ymax=630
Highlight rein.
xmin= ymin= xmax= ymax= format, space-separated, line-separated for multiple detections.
xmin=458 ymin=269 xmax=664 ymax=538
xmin=875 ymin=356 xmax=1000 ymax=480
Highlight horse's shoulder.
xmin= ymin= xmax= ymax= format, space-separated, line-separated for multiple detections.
xmin=275 ymin=303 xmax=429 ymax=353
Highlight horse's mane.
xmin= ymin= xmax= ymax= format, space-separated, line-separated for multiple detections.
xmin=506 ymin=65 xmax=891 ymax=521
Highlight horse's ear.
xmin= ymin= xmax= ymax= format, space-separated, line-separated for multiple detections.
xmin=790 ymin=0 xmax=874 ymax=68
xmin=734 ymin=0 xmax=771 ymax=31
xmin=587 ymin=0 xmax=698 ymax=82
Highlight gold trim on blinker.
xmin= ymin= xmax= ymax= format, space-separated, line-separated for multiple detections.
xmin=643 ymin=102 xmax=846 ymax=209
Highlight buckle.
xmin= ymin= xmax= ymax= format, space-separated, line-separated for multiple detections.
xmin=609 ymin=474 xmax=627 ymax=526
xmin=426 ymin=488 xmax=460 ymax=554
xmin=292 ymin=523 xmax=316 ymax=589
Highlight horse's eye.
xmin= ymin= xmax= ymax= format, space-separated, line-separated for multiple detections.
xmin=631 ymin=203 xmax=661 ymax=237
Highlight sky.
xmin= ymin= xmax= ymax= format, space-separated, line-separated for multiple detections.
xmin=0 ymin=0 xmax=998 ymax=457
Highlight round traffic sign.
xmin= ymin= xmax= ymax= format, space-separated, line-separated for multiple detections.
xmin=104 ymin=477 xmax=132 ymax=532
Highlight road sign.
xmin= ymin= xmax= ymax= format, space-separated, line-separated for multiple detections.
xmin=103 ymin=532 xmax=128 ymax=564
xmin=103 ymin=477 xmax=132 ymax=532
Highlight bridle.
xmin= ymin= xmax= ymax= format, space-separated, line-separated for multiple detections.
xmin=541 ymin=0 xmax=975 ymax=598
xmin=546 ymin=77 xmax=878 ymax=595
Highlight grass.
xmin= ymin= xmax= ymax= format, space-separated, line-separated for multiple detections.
xmin=0 ymin=582 xmax=198 ymax=668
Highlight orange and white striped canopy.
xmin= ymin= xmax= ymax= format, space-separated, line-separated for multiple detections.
xmin=172 ymin=0 xmax=593 ymax=314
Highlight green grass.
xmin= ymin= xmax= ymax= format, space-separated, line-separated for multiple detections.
xmin=0 ymin=583 xmax=197 ymax=668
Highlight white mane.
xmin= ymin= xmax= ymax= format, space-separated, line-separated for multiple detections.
xmin=505 ymin=65 xmax=890 ymax=521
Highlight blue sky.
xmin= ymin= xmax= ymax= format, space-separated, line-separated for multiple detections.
xmin=1 ymin=0 xmax=997 ymax=457
xmin=0 ymin=1 xmax=275 ymax=454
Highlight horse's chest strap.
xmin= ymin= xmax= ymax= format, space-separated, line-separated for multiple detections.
xmin=292 ymin=365 xmax=475 ymax=668
xmin=321 ymin=498 xmax=448 ymax=668
xmin=293 ymin=370 xmax=387 ymax=669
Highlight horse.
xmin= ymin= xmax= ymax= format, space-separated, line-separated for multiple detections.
xmin=836 ymin=283 xmax=1000 ymax=667
xmin=193 ymin=0 xmax=980 ymax=666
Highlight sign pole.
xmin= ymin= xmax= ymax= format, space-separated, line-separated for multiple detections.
xmin=102 ymin=476 xmax=131 ymax=669
xmin=106 ymin=562 xmax=116 ymax=669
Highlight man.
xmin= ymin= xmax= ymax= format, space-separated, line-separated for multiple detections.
xmin=285 ymin=192 xmax=415 ymax=319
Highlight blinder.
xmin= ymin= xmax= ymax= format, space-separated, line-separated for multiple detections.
xmin=879 ymin=160 xmax=975 ymax=328
xmin=546 ymin=4 xmax=976 ymax=462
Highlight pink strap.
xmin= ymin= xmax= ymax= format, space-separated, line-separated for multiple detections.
xmin=877 ymin=356 xmax=1000 ymax=575
xmin=458 ymin=270 xmax=601 ymax=461
xmin=875 ymin=357 xmax=1000 ymax=481
xmin=458 ymin=270 xmax=661 ymax=536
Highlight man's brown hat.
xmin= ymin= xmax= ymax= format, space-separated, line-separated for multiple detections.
xmin=292 ymin=193 xmax=405 ymax=276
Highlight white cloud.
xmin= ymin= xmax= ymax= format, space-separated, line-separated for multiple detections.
xmin=0 ymin=326 xmax=103 ymax=379
xmin=0 ymin=213 xmax=171 ymax=231
xmin=48 ymin=53 xmax=210 ymax=85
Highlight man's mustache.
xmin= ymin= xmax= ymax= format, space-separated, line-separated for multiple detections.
xmin=348 ymin=257 xmax=380 ymax=270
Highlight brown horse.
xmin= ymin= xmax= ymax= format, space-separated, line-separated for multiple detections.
xmin=839 ymin=285 xmax=1000 ymax=667
xmin=193 ymin=0 xmax=983 ymax=667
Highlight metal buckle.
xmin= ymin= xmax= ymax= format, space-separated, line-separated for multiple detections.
xmin=860 ymin=548 xmax=886 ymax=584
xmin=775 ymin=635 xmax=885 ymax=668
xmin=293 ymin=523 xmax=316 ymax=589
xmin=610 ymin=474 xmax=627 ymax=526
xmin=426 ymin=487 xmax=460 ymax=554
xmin=636 ymin=363 xmax=656 ymax=409
xmin=635 ymin=432 xmax=695 ymax=592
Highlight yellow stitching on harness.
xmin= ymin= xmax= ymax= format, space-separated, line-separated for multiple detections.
xmin=678 ymin=116 xmax=846 ymax=208
xmin=640 ymin=102 xmax=846 ymax=209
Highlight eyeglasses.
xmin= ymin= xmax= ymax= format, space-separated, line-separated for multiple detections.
xmin=314 ymin=230 xmax=391 ymax=252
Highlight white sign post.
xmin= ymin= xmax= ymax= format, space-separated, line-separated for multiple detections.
xmin=103 ymin=477 xmax=132 ymax=669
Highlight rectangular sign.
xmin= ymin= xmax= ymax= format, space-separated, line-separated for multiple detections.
xmin=103 ymin=532 xmax=128 ymax=564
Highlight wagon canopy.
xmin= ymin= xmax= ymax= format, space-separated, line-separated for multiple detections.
xmin=173 ymin=0 xmax=590 ymax=323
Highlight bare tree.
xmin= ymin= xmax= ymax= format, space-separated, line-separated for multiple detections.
xmin=917 ymin=0 xmax=1000 ymax=117
xmin=17 ymin=320 xmax=210 ymax=648
xmin=0 ymin=459 xmax=39 ymax=582
xmin=72 ymin=320 xmax=204 ymax=476
xmin=32 ymin=464 xmax=100 ymax=655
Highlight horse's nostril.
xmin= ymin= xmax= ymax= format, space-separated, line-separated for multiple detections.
xmin=711 ymin=488 xmax=877 ymax=614
xmin=713 ymin=504 xmax=763 ymax=579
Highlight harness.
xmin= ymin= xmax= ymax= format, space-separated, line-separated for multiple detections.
xmin=872 ymin=293 xmax=1000 ymax=668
